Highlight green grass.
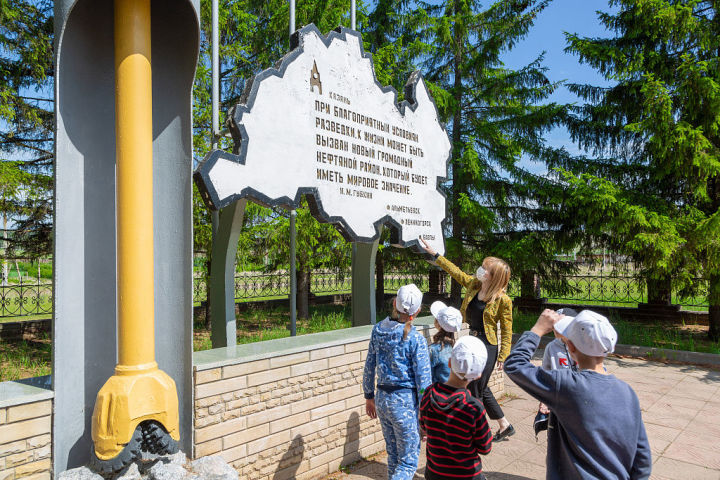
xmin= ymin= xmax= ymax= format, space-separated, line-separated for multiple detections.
xmin=513 ymin=309 xmax=720 ymax=355
xmin=0 ymin=334 xmax=52 ymax=382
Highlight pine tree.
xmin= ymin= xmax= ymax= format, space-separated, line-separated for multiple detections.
xmin=0 ymin=0 xmax=54 ymax=260
xmin=562 ymin=0 xmax=720 ymax=339
xmin=411 ymin=0 xmax=574 ymax=302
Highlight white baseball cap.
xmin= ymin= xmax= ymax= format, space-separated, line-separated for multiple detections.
xmin=450 ymin=335 xmax=488 ymax=381
xmin=430 ymin=301 xmax=462 ymax=332
xmin=396 ymin=284 xmax=423 ymax=317
xmin=554 ymin=310 xmax=617 ymax=357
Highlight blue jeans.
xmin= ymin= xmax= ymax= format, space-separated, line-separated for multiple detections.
xmin=376 ymin=389 xmax=420 ymax=480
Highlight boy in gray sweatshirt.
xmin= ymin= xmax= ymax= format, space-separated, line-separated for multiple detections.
xmin=505 ymin=309 xmax=652 ymax=480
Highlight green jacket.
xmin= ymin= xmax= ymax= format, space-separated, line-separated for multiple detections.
xmin=436 ymin=255 xmax=514 ymax=362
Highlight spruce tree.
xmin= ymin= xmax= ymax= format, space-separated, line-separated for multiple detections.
xmin=412 ymin=0 xmax=574 ymax=302
xmin=562 ymin=0 xmax=720 ymax=339
xmin=0 ymin=0 xmax=54 ymax=260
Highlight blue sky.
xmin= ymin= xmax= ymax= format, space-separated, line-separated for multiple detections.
xmin=501 ymin=0 xmax=617 ymax=173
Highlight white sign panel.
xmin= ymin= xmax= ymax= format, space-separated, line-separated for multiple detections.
xmin=195 ymin=25 xmax=451 ymax=254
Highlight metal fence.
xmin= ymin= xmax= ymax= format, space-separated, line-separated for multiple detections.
xmin=1 ymin=271 xmax=711 ymax=319
xmin=541 ymin=274 xmax=709 ymax=309
xmin=191 ymin=269 xmax=431 ymax=304
xmin=0 ymin=281 xmax=53 ymax=318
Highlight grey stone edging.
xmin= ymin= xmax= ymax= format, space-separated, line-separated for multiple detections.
xmin=192 ymin=316 xmax=437 ymax=371
xmin=511 ymin=333 xmax=720 ymax=366
xmin=0 ymin=375 xmax=53 ymax=408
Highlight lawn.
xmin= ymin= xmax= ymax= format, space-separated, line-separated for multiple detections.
xmin=512 ymin=310 xmax=720 ymax=355
xmin=2 ymin=305 xmax=717 ymax=383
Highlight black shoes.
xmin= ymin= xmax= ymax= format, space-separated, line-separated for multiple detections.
xmin=493 ymin=424 xmax=516 ymax=442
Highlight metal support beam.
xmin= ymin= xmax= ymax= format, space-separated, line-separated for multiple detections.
xmin=290 ymin=209 xmax=297 ymax=336
xmin=351 ymin=239 xmax=379 ymax=326
xmin=351 ymin=0 xmax=356 ymax=30
xmin=209 ymin=199 xmax=246 ymax=348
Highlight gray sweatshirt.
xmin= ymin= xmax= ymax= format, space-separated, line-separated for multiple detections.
xmin=505 ymin=331 xmax=652 ymax=480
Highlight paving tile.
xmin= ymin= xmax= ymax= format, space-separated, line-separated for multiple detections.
xmin=328 ymin=357 xmax=720 ymax=480
xmin=642 ymin=405 xmax=698 ymax=430
xmin=652 ymin=457 xmax=720 ymax=480
xmin=643 ymin=423 xmax=681 ymax=445
xmin=663 ymin=441 xmax=720 ymax=470
xmin=653 ymin=393 xmax=706 ymax=411
xmin=487 ymin=460 xmax=546 ymax=479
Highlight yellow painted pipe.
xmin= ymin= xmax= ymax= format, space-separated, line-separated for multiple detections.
xmin=115 ymin=0 xmax=155 ymax=370
xmin=92 ymin=0 xmax=179 ymax=462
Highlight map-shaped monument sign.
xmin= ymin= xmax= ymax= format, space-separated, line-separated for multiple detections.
xmin=194 ymin=25 xmax=451 ymax=255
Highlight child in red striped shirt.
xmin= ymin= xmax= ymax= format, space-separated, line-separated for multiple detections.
xmin=419 ymin=335 xmax=493 ymax=480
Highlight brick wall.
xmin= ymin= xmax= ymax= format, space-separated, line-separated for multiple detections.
xmin=193 ymin=320 xmax=504 ymax=480
xmin=0 ymin=399 xmax=52 ymax=479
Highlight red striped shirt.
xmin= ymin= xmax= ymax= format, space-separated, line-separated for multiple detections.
xmin=420 ymin=382 xmax=492 ymax=480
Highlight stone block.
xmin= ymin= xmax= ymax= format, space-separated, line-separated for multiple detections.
xmin=269 ymin=411 xmax=311 ymax=434
xmin=289 ymin=394 xmax=328 ymax=415
xmin=0 ymin=439 xmax=27 ymax=457
xmin=290 ymin=417 xmax=328 ymax=438
xmin=0 ymin=408 xmax=5 ymax=425
xmin=246 ymin=430 xmax=292 ymax=456
xmin=271 ymin=459 xmax=310 ymax=480
xmin=194 ymin=438 xmax=222 ymax=457
xmin=14 ymin=458 xmax=50 ymax=476
xmin=0 ymin=416 xmax=50 ymax=445
xmin=195 ymin=368 xmax=221 ymax=384
xmin=223 ymin=359 xmax=270 ymax=379
xmin=308 ymin=445 xmax=343 ymax=470
xmin=296 ymin=463 xmax=329 ymax=480
xmin=247 ymin=367 xmax=291 ymax=387
xmin=195 ymin=416 xmax=246 ymax=443
xmin=5 ymin=450 xmax=33 ymax=468
xmin=310 ymin=400 xmax=346 ymax=421
xmin=344 ymin=341 xmax=370 ymax=353
xmin=269 ymin=352 xmax=310 ymax=368
xmin=34 ymin=445 xmax=51 ymax=461
xmin=328 ymin=352 xmax=361 ymax=369
xmin=6 ymin=401 xmax=51 ymax=423
xmin=26 ymin=434 xmax=50 ymax=450
xmin=218 ymin=444 xmax=246 ymax=465
xmin=19 ymin=472 xmax=52 ymax=480
xmin=309 ymin=345 xmax=345 ymax=360
xmin=246 ymin=403 xmax=291 ymax=428
xmin=223 ymin=423 xmax=269 ymax=450
xmin=289 ymin=359 xmax=329 ymax=377
xmin=195 ymin=375 xmax=247 ymax=399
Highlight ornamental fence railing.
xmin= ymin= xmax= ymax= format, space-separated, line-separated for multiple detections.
xmin=0 ymin=280 xmax=53 ymax=318
xmin=0 ymin=271 xmax=710 ymax=319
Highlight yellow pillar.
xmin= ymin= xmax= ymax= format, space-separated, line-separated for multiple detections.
xmin=91 ymin=0 xmax=179 ymax=463
xmin=115 ymin=0 xmax=155 ymax=370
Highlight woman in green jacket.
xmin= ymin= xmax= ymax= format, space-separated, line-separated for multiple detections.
xmin=419 ymin=238 xmax=515 ymax=442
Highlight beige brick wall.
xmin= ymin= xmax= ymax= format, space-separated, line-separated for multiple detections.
xmin=193 ymin=323 xmax=503 ymax=480
xmin=0 ymin=400 xmax=52 ymax=480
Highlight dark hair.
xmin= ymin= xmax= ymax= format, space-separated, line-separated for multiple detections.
xmin=433 ymin=328 xmax=455 ymax=347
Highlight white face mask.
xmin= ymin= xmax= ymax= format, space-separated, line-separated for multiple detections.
xmin=476 ymin=266 xmax=487 ymax=281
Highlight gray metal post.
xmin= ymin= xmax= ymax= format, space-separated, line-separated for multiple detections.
xmin=53 ymin=0 xmax=199 ymax=471
xmin=351 ymin=0 xmax=356 ymax=30
xmin=209 ymin=199 xmax=246 ymax=348
xmin=290 ymin=209 xmax=297 ymax=336
xmin=351 ymin=239 xmax=379 ymax=326
xmin=211 ymin=0 xmax=219 ymax=149
xmin=289 ymin=0 xmax=295 ymax=35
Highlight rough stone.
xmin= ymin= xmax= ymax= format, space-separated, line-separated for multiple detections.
xmin=149 ymin=462 xmax=189 ymax=480
xmin=116 ymin=463 xmax=142 ymax=480
xmin=189 ymin=455 xmax=239 ymax=480
xmin=57 ymin=467 xmax=104 ymax=480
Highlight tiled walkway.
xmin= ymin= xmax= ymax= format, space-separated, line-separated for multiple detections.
xmin=329 ymin=354 xmax=720 ymax=480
